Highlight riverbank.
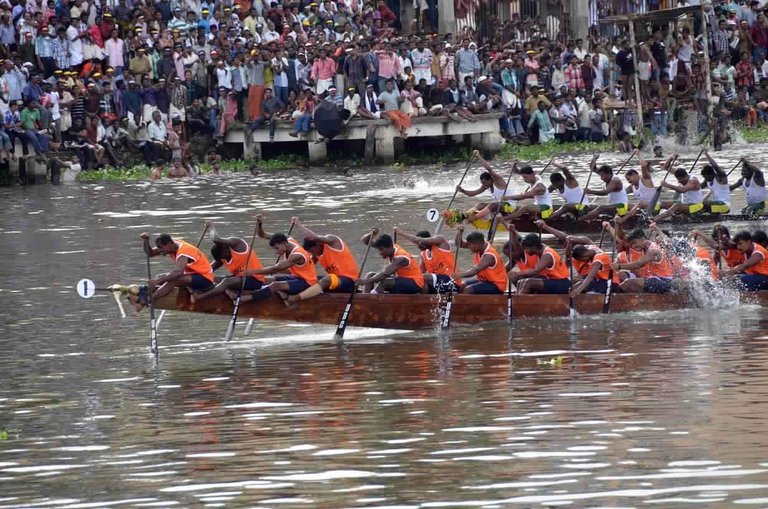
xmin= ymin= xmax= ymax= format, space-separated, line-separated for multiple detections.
xmin=76 ymin=126 xmax=768 ymax=182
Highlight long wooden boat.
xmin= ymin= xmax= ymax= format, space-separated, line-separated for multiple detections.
xmin=155 ymin=289 xmax=768 ymax=330
xmin=459 ymin=213 xmax=768 ymax=234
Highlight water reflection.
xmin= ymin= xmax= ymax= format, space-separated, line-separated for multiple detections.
xmin=1 ymin=146 xmax=768 ymax=507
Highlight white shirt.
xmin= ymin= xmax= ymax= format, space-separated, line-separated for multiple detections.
xmin=105 ymin=38 xmax=125 ymax=68
xmin=67 ymin=25 xmax=83 ymax=66
xmin=148 ymin=120 xmax=167 ymax=143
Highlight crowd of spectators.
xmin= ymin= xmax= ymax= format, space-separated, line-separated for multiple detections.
xmin=0 ymin=0 xmax=767 ymax=172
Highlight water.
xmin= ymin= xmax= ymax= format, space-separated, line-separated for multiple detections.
xmin=2 ymin=146 xmax=768 ymax=507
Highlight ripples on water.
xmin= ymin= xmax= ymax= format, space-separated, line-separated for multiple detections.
xmin=1 ymin=147 xmax=768 ymax=507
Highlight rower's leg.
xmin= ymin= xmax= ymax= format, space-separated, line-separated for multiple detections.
xmin=503 ymin=204 xmax=536 ymax=221
xmin=363 ymin=272 xmax=377 ymax=293
xmin=287 ymin=277 xmax=332 ymax=305
xmin=471 ymin=202 xmax=498 ymax=221
xmin=518 ymin=278 xmax=545 ymax=294
xmin=655 ymin=203 xmax=686 ymax=222
xmin=577 ymin=205 xmax=604 ymax=222
xmin=619 ymin=278 xmax=645 ymax=293
xmin=151 ymin=279 xmax=186 ymax=301
xmin=192 ymin=276 xmax=241 ymax=303
xmin=548 ymin=204 xmax=574 ymax=221
xmin=373 ymin=279 xmax=395 ymax=294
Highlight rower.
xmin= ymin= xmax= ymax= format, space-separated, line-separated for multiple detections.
xmin=190 ymin=221 xmax=265 ymax=303
xmin=731 ymin=159 xmax=767 ymax=215
xmin=611 ymin=228 xmax=674 ymax=294
xmin=129 ymin=232 xmax=214 ymax=311
xmin=624 ymin=152 xmax=674 ymax=214
xmin=236 ymin=218 xmax=318 ymax=303
xmin=721 ymin=231 xmax=768 ymax=290
xmin=499 ymin=220 xmax=529 ymax=272
xmin=452 ymin=229 xmax=509 ymax=294
xmin=700 ymin=150 xmax=731 ymax=214
xmin=546 ymin=160 xmax=590 ymax=220
xmin=579 ymin=155 xmax=630 ymax=222
xmin=754 ymin=230 xmax=768 ymax=248
xmin=534 ymin=219 xmax=599 ymax=282
xmin=452 ymin=151 xmax=516 ymax=221
xmin=510 ymin=234 xmax=571 ymax=294
xmin=356 ymin=233 xmax=425 ymax=294
xmin=394 ymin=227 xmax=459 ymax=293
xmin=501 ymin=165 xmax=554 ymax=221
xmin=692 ymin=225 xmax=743 ymax=268
xmin=284 ymin=217 xmax=360 ymax=305
xmin=569 ymin=245 xmax=619 ymax=297
xmin=655 ymin=166 xmax=704 ymax=221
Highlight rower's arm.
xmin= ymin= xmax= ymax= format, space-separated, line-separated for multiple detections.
xmin=456 ymin=252 xmax=494 ymax=278
xmin=692 ymin=230 xmax=720 ymax=250
xmin=141 ymin=237 xmax=162 ymax=257
xmin=585 ymin=187 xmax=609 ymax=196
xmin=561 ymin=167 xmax=578 ymax=186
xmin=704 ymin=151 xmax=721 ymax=173
xmin=732 ymin=251 xmax=762 ymax=272
xmin=730 ymin=177 xmax=744 ymax=191
xmin=293 ymin=219 xmax=339 ymax=248
xmin=661 ymin=181 xmax=686 ymax=193
xmin=617 ymin=249 xmax=656 ymax=271
xmin=517 ymin=252 xmax=553 ymax=278
xmin=153 ymin=256 xmax=188 ymax=284
xmin=211 ymin=260 xmax=223 ymax=272
xmin=640 ymin=158 xmax=654 ymax=182
xmin=572 ymin=262 xmax=601 ymax=296
xmin=458 ymin=184 xmax=487 ymax=197
xmin=358 ymin=257 xmax=407 ymax=284
xmin=255 ymin=216 xmax=273 ymax=239
xmin=535 ymin=220 xmax=567 ymax=244
xmin=360 ymin=228 xmax=379 ymax=245
xmin=247 ymin=252 xmax=302 ymax=275
xmin=566 ymin=235 xmax=592 ymax=247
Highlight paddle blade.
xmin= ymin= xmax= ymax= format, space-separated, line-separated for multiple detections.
xmin=603 ymin=278 xmax=614 ymax=313
xmin=244 ymin=318 xmax=255 ymax=336
xmin=333 ymin=303 xmax=352 ymax=340
xmin=224 ymin=298 xmax=240 ymax=342
xmin=440 ymin=294 xmax=453 ymax=330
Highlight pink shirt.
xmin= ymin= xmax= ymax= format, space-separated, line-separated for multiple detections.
xmin=311 ymin=57 xmax=336 ymax=80
xmin=377 ymin=52 xmax=402 ymax=79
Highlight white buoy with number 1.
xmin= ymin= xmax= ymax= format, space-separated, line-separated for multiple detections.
xmin=77 ymin=278 xmax=96 ymax=299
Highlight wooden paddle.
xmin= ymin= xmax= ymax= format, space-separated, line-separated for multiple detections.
xmin=538 ymin=157 xmax=555 ymax=176
xmin=334 ymin=228 xmax=376 ymax=341
xmin=603 ymin=224 xmax=618 ymax=314
xmin=507 ymin=229 xmax=514 ymax=323
xmin=487 ymin=165 xmax=516 ymax=242
xmin=726 ymin=158 xmax=744 ymax=177
xmin=440 ymin=237 xmax=461 ymax=330
xmin=145 ymin=244 xmax=159 ymax=356
xmin=566 ymin=239 xmax=576 ymax=320
xmin=646 ymin=149 xmax=703 ymax=216
xmin=434 ymin=152 xmax=477 ymax=235
xmin=224 ymin=223 xmax=260 ymax=343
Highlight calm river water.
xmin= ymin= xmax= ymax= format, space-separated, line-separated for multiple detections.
xmin=2 ymin=146 xmax=768 ymax=508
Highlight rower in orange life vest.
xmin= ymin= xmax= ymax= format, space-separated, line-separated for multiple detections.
xmin=510 ymin=233 xmax=571 ymax=294
xmin=393 ymin=227 xmax=459 ymax=293
xmin=284 ymin=217 xmax=360 ymax=305
xmin=235 ymin=216 xmax=319 ymax=302
xmin=129 ymin=232 xmax=215 ymax=311
xmin=611 ymin=228 xmax=675 ymax=294
xmin=692 ymin=225 xmax=743 ymax=269
xmin=451 ymin=228 xmax=509 ymax=294
xmin=569 ymin=244 xmax=619 ymax=297
xmin=721 ymin=231 xmax=768 ymax=291
xmin=356 ymin=231 xmax=425 ymax=294
xmin=190 ymin=221 xmax=265 ymax=303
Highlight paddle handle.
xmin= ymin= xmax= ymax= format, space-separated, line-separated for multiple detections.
xmin=487 ymin=165 xmax=516 ymax=242
xmin=435 ymin=154 xmax=476 ymax=235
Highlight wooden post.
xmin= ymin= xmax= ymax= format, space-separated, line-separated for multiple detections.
xmin=699 ymin=5 xmax=714 ymax=149
xmin=628 ymin=20 xmax=645 ymax=145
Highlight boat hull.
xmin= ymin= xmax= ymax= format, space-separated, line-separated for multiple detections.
xmin=154 ymin=289 xmax=768 ymax=330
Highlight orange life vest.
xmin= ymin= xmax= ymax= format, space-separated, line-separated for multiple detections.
xmin=573 ymin=245 xmax=602 ymax=276
xmin=695 ymin=245 xmax=718 ymax=280
xmin=393 ymin=244 xmax=425 ymax=287
xmin=222 ymin=240 xmax=265 ymax=282
xmin=176 ymin=240 xmax=214 ymax=282
xmin=723 ymin=247 xmax=743 ymax=268
xmin=474 ymin=243 xmax=509 ymax=292
xmin=745 ymin=243 xmax=768 ymax=276
xmin=421 ymin=246 xmax=455 ymax=275
xmin=591 ymin=252 xmax=620 ymax=283
xmin=539 ymin=246 xmax=570 ymax=280
xmin=515 ymin=251 xmax=539 ymax=272
xmin=317 ymin=237 xmax=359 ymax=280
xmin=286 ymin=239 xmax=319 ymax=285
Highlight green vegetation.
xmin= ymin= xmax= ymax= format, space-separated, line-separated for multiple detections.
xmin=739 ymin=125 xmax=768 ymax=143
xmin=78 ymin=154 xmax=307 ymax=182
xmin=496 ymin=140 xmax=612 ymax=162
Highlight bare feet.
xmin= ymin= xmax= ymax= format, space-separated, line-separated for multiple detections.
xmin=285 ymin=294 xmax=300 ymax=307
xmin=225 ymin=289 xmax=239 ymax=300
